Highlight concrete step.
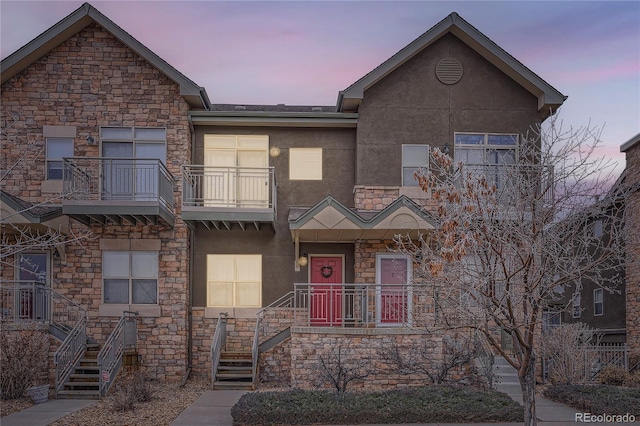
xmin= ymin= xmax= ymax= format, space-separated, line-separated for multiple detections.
xmin=218 ymin=365 xmax=252 ymax=372
xmin=57 ymin=389 xmax=100 ymax=400
xmin=213 ymin=381 xmax=253 ymax=390
xmin=64 ymin=381 xmax=100 ymax=389
xmin=216 ymin=373 xmax=252 ymax=380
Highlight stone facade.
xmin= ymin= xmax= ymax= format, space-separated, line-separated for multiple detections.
xmin=625 ymin=143 xmax=640 ymax=356
xmin=1 ymin=23 xmax=192 ymax=381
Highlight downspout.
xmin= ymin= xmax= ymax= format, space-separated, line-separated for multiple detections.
xmin=181 ymin=120 xmax=196 ymax=387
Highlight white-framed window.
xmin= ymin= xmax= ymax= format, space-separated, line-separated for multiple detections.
xmin=46 ymin=138 xmax=73 ymax=180
xmin=543 ymin=310 xmax=561 ymax=331
xmin=203 ymin=135 xmax=269 ymax=207
xmin=103 ymin=251 xmax=158 ymax=304
xmin=289 ymin=148 xmax=322 ymax=180
xmin=207 ymin=254 xmax=262 ymax=307
xmin=594 ymin=288 xmax=604 ymax=316
xmin=402 ymin=145 xmax=429 ymax=186
xmin=594 ymin=220 xmax=603 ymax=238
xmin=454 ymin=133 xmax=518 ymax=189
xmin=572 ymin=293 xmax=581 ymax=318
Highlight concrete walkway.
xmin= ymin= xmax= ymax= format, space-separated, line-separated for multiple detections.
xmin=0 ymin=398 xmax=96 ymax=426
xmin=3 ymin=389 xmax=638 ymax=426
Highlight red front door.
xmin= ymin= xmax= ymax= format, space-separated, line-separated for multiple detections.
xmin=310 ymin=256 xmax=343 ymax=326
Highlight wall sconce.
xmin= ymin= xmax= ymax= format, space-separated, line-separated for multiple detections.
xmin=298 ymin=255 xmax=308 ymax=267
xmin=442 ymin=141 xmax=450 ymax=155
xmin=87 ymin=136 xmax=95 ymax=145
xmin=270 ymin=147 xmax=281 ymax=158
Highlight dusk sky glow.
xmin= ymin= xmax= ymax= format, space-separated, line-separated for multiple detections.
xmin=2 ymin=1 xmax=639 ymax=176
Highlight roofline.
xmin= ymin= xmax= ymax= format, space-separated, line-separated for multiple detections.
xmin=0 ymin=191 xmax=63 ymax=223
xmin=189 ymin=111 xmax=358 ymax=128
xmin=1 ymin=2 xmax=210 ymax=110
xmin=620 ymin=132 xmax=640 ymax=152
xmin=337 ymin=12 xmax=566 ymax=113
xmin=289 ymin=195 xmax=437 ymax=230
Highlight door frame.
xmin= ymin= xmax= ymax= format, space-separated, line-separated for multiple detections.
xmin=308 ymin=254 xmax=345 ymax=326
xmin=14 ymin=251 xmax=51 ymax=321
xmin=375 ymin=253 xmax=412 ymax=327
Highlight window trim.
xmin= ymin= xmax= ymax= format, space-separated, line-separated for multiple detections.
xmin=401 ymin=144 xmax=430 ymax=187
xmin=593 ymin=288 xmax=604 ymax=316
xmin=572 ymin=293 xmax=581 ymax=318
xmin=99 ymin=126 xmax=167 ymax=163
xmin=102 ymin=250 xmax=159 ymax=305
xmin=453 ymin=132 xmax=519 ymax=164
xmin=45 ymin=137 xmax=74 ymax=180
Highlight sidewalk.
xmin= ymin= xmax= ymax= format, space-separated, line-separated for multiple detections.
xmin=170 ymin=390 xmax=246 ymax=425
xmin=0 ymin=399 xmax=96 ymax=426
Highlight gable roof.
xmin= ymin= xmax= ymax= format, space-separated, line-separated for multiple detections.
xmin=1 ymin=2 xmax=210 ymax=110
xmin=337 ymin=12 xmax=567 ymax=113
xmin=289 ymin=195 xmax=437 ymax=242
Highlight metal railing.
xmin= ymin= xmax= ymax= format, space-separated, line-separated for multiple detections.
xmin=97 ymin=311 xmax=138 ymax=397
xmin=0 ymin=281 xmax=50 ymax=322
xmin=294 ymin=283 xmax=431 ymax=327
xmin=63 ymin=157 xmax=175 ymax=210
xmin=455 ymin=163 xmax=554 ymax=204
xmin=182 ymin=165 xmax=276 ymax=210
xmin=54 ymin=316 xmax=87 ymax=397
xmin=210 ymin=312 xmax=228 ymax=387
xmin=475 ymin=330 xmax=495 ymax=387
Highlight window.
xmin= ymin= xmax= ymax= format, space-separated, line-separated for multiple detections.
xmin=543 ymin=310 xmax=561 ymax=331
xmin=100 ymin=127 xmax=167 ymax=200
xmin=454 ymin=133 xmax=518 ymax=189
xmin=572 ymin=293 xmax=581 ymax=318
xmin=207 ymin=255 xmax=261 ymax=307
xmin=402 ymin=145 xmax=429 ymax=186
xmin=594 ymin=220 xmax=603 ymax=238
xmin=46 ymin=138 xmax=73 ymax=180
xmin=594 ymin=288 xmax=603 ymax=316
xmin=204 ymin=135 xmax=269 ymax=207
xmin=290 ymin=148 xmax=322 ymax=180
xmin=103 ymin=251 xmax=158 ymax=304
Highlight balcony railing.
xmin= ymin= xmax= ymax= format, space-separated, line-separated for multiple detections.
xmin=293 ymin=283 xmax=433 ymax=328
xmin=456 ymin=164 xmax=554 ymax=204
xmin=182 ymin=165 xmax=276 ymax=209
xmin=63 ymin=157 xmax=175 ymax=210
xmin=0 ymin=281 xmax=50 ymax=322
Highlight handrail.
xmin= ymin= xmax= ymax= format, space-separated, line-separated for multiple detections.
xmin=252 ymin=317 xmax=260 ymax=386
xmin=474 ymin=330 xmax=494 ymax=387
xmin=210 ymin=312 xmax=228 ymax=388
xmin=97 ymin=311 xmax=138 ymax=397
xmin=54 ymin=316 xmax=87 ymax=397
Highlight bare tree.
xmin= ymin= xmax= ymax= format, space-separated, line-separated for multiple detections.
xmin=379 ymin=332 xmax=484 ymax=386
xmin=395 ymin=113 xmax=626 ymax=426
xmin=315 ymin=339 xmax=372 ymax=393
xmin=1 ymin=111 xmax=92 ymax=276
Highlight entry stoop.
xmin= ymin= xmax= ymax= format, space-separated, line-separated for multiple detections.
xmin=57 ymin=342 xmax=101 ymax=400
xmin=213 ymin=351 xmax=254 ymax=390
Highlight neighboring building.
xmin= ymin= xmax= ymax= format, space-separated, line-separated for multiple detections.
xmin=1 ymin=3 xmax=568 ymax=393
xmin=621 ymin=133 xmax=640 ymax=359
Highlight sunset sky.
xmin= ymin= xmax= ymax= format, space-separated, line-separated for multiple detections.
xmin=2 ymin=1 xmax=638 ymax=176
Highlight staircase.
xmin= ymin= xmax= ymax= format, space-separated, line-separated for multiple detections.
xmin=493 ymin=356 xmax=521 ymax=403
xmin=213 ymin=350 xmax=254 ymax=390
xmin=57 ymin=341 xmax=101 ymax=399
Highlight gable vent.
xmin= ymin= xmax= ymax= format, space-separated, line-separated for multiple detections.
xmin=436 ymin=58 xmax=463 ymax=85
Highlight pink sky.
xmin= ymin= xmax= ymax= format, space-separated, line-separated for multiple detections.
xmin=2 ymin=1 xmax=638 ymax=176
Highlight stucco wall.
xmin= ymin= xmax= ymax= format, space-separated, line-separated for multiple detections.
xmin=355 ymin=33 xmax=546 ymax=187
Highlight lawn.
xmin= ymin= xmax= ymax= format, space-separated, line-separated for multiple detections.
xmin=231 ymin=385 xmax=524 ymax=425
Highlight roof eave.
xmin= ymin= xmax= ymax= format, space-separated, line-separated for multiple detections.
xmin=1 ymin=2 xmax=210 ymax=110
xmin=189 ymin=111 xmax=358 ymax=128
xmin=621 ymin=132 xmax=640 ymax=153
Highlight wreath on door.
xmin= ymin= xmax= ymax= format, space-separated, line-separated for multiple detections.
xmin=320 ymin=265 xmax=333 ymax=279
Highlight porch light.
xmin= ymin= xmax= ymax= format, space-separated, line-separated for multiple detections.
xmin=298 ymin=255 xmax=308 ymax=267
xmin=270 ymin=146 xmax=281 ymax=157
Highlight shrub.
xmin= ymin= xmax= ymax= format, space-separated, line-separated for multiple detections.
xmin=624 ymin=371 xmax=640 ymax=388
xmin=110 ymin=371 xmax=152 ymax=412
xmin=0 ymin=324 xmax=50 ymax=400
xmin=541 ymin=323 xmax=600 ymax=385
xmin=544 ymin=385 xmax=640 ymax=415
xmin=599 ymin=366 xmax=628 ymax=386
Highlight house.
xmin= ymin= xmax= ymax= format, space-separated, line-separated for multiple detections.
xmin=621 ymin=133 xmax=640 ymax=362
xmin=1 ymin=3 xmax=567 ymax=394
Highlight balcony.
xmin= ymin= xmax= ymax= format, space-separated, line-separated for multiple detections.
xmin=62 ymin=158 xmax=175 ymax=227
xmin=292 ymin=283 xmax=433 ymax=328
xmin=182 ymin=165 xmax=276 ymax=231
